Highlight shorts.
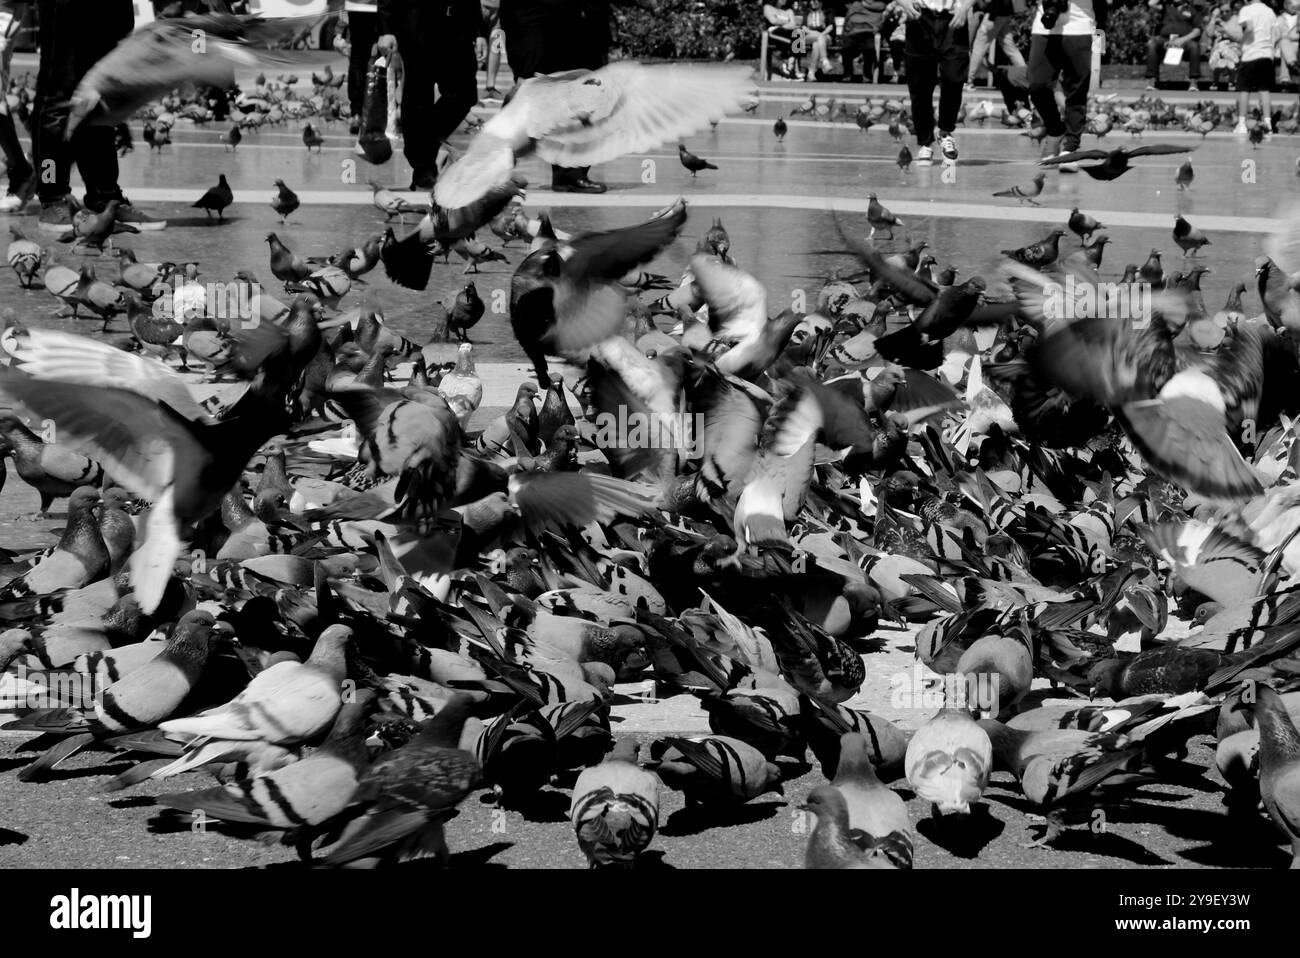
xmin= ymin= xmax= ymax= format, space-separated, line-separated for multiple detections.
xmin=1237 ymin=57 xmax=1274 ymax=92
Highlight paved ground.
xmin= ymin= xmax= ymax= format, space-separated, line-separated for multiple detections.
xmin=0 ymin=50 xmax=1297 ymax=869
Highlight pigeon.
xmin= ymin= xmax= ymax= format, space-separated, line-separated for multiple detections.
xmin=866 ymin=193 xmax=903 ymax=240
xmin=302 ymin=122 xmax=324 ymax=153
xmin=271 ymin=179 xmax=300 ymax=223
xmin=569 ymin=739 xmax=662 ymax=868
xmin=800 ymin=785 xmax=893 ymax=869
xmin=267 ymin=232 xmax=311 ymax=284
xmin=193 ymin=174 xmax=234 ymax=222
xmin=322 ymin=693 xmax=481 ymax=866
xmin=1068 ymin=208 xmax=1104 ymax=244
xmin=774 ymin=116 xmax=788 ymax=142
xmin=678 ymin=144 xmax=717 ymax=176
xmin=1173 ymin=214 xmax=1210 ymax=256
xmin=148 ymin=625 xmax=353 ymax=779
xmin=1234 ymin=683 xmax=1300 ymax=868
xmin=1040 ymin=144 xmax=1193 ymax=180
xmin=448 ymin=282 xmax=485 ymax=343
xmin=0 ymin=413 xmax=105 ymax=516
xmin=905 ymin=707 xmax=993 ymax=815
xmin=157 ymin=689 xmax=375 ymax=837
xmin=897 ymin=145 xmax=912 ymax=173
xmin=0 ymin=487 xmax=108 ymax=601
xmin=370 ymin=180 xmax=429 ymax=224
xmin=993 ymin=173 xmax=1046 ymax=206
xmin=222 ymin=124 xmax=241 ymax=151
xmin=434 ymin=61 xmax=752 ymax=208
xmin=6 ymin=227 xmax=45 ymax=289
xmin=1002 ymin=229 xmax=1066 ymax=268
xmin=830 ymin=732 xmax=913 ymax=867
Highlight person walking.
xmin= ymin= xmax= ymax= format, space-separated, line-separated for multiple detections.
xmin=500 ymin=0 xmax=614 ymax=193
xmin=375 ymin=0 xmax=480 ymax=192
xmin=1146 ymin=0 xmax=1205 ymax=92
xmin=968 ymin=0 xmax=1027 ymax=87
xmin=887 ymin=0 xmax=976 ymax=166
xmin=1029 ymin=0 xmax=1103 ymax=170
xmin=0 ymin=0 xmax=33 ymax=212
xmin=481 ymin=0 xmax=505 ymax=99
xmin=30 ymin=0 xmax=164 ymax=231
xmin=340 ymin=1 xmax=379 ymax=133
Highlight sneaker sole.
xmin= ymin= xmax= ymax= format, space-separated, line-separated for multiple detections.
xmin=124 ymin=220 xmax=167 ymax=231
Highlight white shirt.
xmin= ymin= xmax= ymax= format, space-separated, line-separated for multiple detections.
xmin=1238 ymin=2 xmax=1279 ymax=61
xmin=1032 ymin=0 xmax=1096 ymax=35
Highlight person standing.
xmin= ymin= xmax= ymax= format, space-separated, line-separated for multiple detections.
xmin=376 ymin=0 xmax=480 ymax=192
xmin=968 ymin=0 xmax=1027 ymax=87
xmin=1222 ymin=0 xmax=1279 ymax=132
xmin=31 ymin=0 xmax=163 ymax=231
xmin=0 ymin=0 xmax=33 ymax=212
xmin=500 ymin=0 xmax=613 ymax=193
xmin=1029 ymin=0 xmax=1103 ymax=170
xmin=887 ymin=0 xmax=976 ymax=166
xmin=339 ymin=1 xmax=379 ymax=133
xmin=1146 ymin=0 xmax=1205 ymax=92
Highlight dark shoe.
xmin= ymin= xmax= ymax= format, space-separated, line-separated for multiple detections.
xmin=37 ymin=199 xmax=74 ymax=233
xmin=91 ymin=195 xmax=166 ymax=231
xmin=484 ymin=86 xmax=503 ymax=99
xmin=408 ymin=170 xmax=437 ymax=192
xmin=552 ymin=176 xmax=607 ymax=194
xmin=348 ymin=118 xmax=360 ymax=135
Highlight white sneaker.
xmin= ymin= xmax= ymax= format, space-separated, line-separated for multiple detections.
xmin=915 ymin=145 xmax=934 ymax=166
xmin=0 ymin=193 xmax=27 ymax=212
xmin=939 ymin=133 xmax=958 ymax=162
xmin=1234 ymin=120 xmax=1248 ymax=135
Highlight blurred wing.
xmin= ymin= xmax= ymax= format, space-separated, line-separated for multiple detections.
xmin=1126 ymin=144 xmax=1195 ymax=158
xmin=1039 ymin=149 xmax=1109 ymax=165
xmin=0 ymin=373 xmax=183 ymax=501
xmin=565 ymin=201 xmax=687 ymax=279
xmin=530 ymin=62 xmax=754 ymax=170
xmin=690 ymin=254 xmax=768 ymax=342
xmin=508 ymin=472 xmax=660 ymax=532
xmin=4 ymin=327 xmax=209 ymax=422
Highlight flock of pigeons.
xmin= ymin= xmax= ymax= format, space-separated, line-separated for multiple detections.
xmin=3 ymin=3 xmax=1300 ymax=870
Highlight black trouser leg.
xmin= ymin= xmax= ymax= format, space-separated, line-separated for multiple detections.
xmin=936 ymin=20 xmax=970 ymax=133
xmin=34 ymin=0 xmax=131 ymax=206
xmin=430 ymin=33 xmax=478 ymax=143
xmin=905 ymin=16 xmax=940 ymax=145
xmin=1056 ymin=34 xmax=1093 ymax=150
xmin=347 ymin=11 xmax=378 ymax=117
xmin=1027 ymin=34 xmax=1064 ymax=137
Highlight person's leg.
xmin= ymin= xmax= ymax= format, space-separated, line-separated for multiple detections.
xmin=862 ymin=31 xmax=878 ymax=81
xmin=71 ymin=0 xmax=132 ymax=210
xmin=430 ymin=29 xmax=479 ymax=145
xmin=1058 ymin=34 xmax=1093 ymax=151
xmin=486 ymin=26 xmax=505 ymax=92
xmin=0 ymin=9 xmax=32 ymax=203
xmin=1184 ymin=39 xmax=1202 ymax=83
xmin=1146 ymin=37 xmax=1165 ymax=84
xmin=935 ymin=17 xmax=970 ymax=137
xmin=33 ymin=0 xmax=77 ymax=212
xmin=1262 ymin=88 xmax=1273 ymax=130
xmin=840 ymin=33 xmax=862 ymax=79
xmin=995 ymin=15 xmax=1026 ymax=68
xmin=1027 ymin=34 xmax=1064 ymax=146
xmin=968 ymin=13 xmax=993 ymax=84
xmin=905 ymin=14 xmax=939 ymax=146
xmin=347 ymin=11 xmax=378 ymax=117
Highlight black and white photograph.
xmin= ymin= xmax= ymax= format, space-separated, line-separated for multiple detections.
xmin=0 ymin=0 xmax=1296 ymax=917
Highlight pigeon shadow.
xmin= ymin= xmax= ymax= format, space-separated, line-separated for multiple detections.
xmin=1023 ymin=825 xmax=1170 ymax=865
xmin=166 ymin=216 xmax=240 ymax=229
xmin=0 ymin=827 xmax=28 ymax=846
xmin=487 ymin=788 xmax=571 ymax=824
xmin=661 ymin=799 xmax=783 ymax=837
xmin=914 ymin=803 xmax=1005 ymax=858
xmin=1121 ymin=801 xmax=1292 ymax=867
xmin=448 ymin=840 xmax=514 ymax=868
